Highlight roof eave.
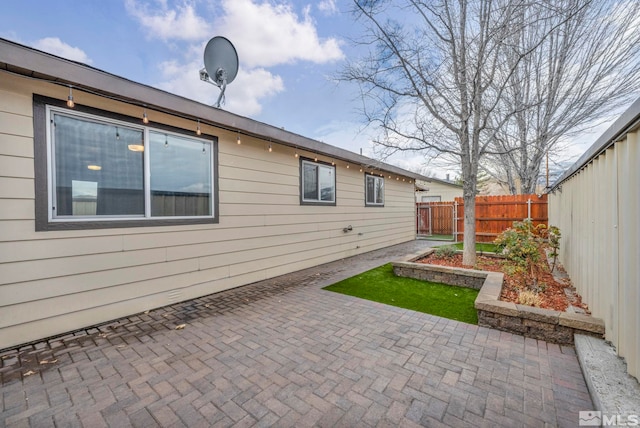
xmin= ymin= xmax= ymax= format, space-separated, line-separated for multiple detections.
xmin=0 ymin=38 xmax=430 ymax=182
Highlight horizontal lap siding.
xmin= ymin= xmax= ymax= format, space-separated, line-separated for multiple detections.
xmin=548 ymin=131 xmax=639 ymax=380
xmin=0 ymin=74 xmax=416 ymax=348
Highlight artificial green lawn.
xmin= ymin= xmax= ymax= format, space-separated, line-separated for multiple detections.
xmin=422 ymin=234 xmax=454 ymax=241
xmin=449 ymin=242 xmax=500 ymax=253
xmin=323 ymin=264 xmax=479 ymax=324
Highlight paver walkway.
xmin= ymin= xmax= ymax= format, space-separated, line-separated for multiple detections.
xmin=1 ymin=240 xmax=593 ymax=427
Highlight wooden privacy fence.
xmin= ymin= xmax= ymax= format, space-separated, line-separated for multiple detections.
xmin=454 ymin=194 xmax=548 ymax=242
xmin=416 ymin=194 xmax=548 ymax=241
xmin=416 ymin=202 xmax=455 ymax=237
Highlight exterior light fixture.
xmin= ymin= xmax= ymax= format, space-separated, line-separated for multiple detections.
xmin=196 ymin=119 xmax=201 ymax=136
xmin=237 ymin=133 xmax=241 ymax=144
xmin=268 ymin=143 xmax=272 ymax=152
xmin=66 ymin=86 xmax=75 ymax=108
xmin=142 ymin=108 xmax=149 ymax=124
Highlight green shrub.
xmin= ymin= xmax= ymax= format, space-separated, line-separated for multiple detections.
xmin=544 ymin=225 xmax=561 ymax=271
xmin=503 ymin=264 xmax=525 ymax=277
xmin=494 ymin=219 xmax=541 ymax=267
xmin=435 ymin=245 xmax=458 ymax=258
xmin=494 ymin=220 xmax=562 ymax=288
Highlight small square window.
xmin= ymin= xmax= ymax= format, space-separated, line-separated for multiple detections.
xmin=365 ymin=174 xmax=384 ymax=206
xmin=300 ymin=158 xmax=336 ymax=205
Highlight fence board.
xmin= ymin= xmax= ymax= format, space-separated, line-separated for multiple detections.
xmin=416 ymin=202 xmax=455 ymax=236
xmin=453 ymin=194 xmax=548 ymax=242
xmin=416 ymin=195 xmax=548 ymax=241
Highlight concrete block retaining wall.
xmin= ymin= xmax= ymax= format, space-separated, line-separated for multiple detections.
xmin=392 ymin=263 xmax=486 ymax=290
xmin=391 ymin=252 xmax=605 ymax=345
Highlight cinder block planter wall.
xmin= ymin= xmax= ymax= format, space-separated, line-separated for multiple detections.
xmin=392 ymin=250 xmax=605 ymax=345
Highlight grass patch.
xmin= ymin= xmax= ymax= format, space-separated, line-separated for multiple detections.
xmin=448 ymin=242 xmax=500 ymax=253
xmin=323 ymin=264 xmax=478 ymax=324
xmin=420 ymin=234 xmax=454 ymax=241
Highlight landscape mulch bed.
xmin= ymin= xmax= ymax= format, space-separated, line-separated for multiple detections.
xmin=416 ymin=253 xmax=589 ymax=312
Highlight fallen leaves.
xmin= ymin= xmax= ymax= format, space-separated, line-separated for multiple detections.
xmin=418 ymin=253 xmax=586 ymax=312
xmin=175 ymin=324 xmax=186 ymax=330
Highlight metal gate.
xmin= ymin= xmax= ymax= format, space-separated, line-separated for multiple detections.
xmin=416 ymin=202 xmax=455 ymax=240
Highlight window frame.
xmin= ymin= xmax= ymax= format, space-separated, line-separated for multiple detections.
xmin=34 ymin=95 xmax=219 ymax=231
xmin=299 ymin=157 xmax=336 ymax=206
xmin=365 ymin=173 xmax=385 ymax=207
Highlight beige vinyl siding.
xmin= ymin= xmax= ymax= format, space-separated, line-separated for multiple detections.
xmin=548 ymin=129 xmax=639 ymax=380
xmin=415 ymin=180 xmax=462 ymax=202
xmin=0 ymin=73 xmax=416 ymax=349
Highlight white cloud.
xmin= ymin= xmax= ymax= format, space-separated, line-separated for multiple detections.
xmin=318 ymin=0 xmax=338 ymax=15
xmin=217 ymin=0 xmax=344 ymax=68
xmin=32 ymin=37 xmax=92 ymax=64
xmin=125 ymin=0 xmax=344 ymax=116
xmin=125 ymin=0 xmax=211 ymax=41
xmin=156 ymin=59 xmax=284 ymax=116
xmin=224 ymin=68 xmax=284 ymax=115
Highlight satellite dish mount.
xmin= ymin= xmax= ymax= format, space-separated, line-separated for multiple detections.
xmin=200 ymin=36 xmax=239 ymax=108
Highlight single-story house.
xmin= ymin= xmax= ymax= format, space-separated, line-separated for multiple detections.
xmin=0 ymin=38 xmax=430 ymax=350
xmin=415 ymin=177 xmax=463 ymax=202
xmin=548 ymin=96 xmax=640 ymax=380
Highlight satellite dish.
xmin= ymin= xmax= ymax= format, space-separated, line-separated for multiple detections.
xmin=199 ymin=36 xmax=239 ymax=108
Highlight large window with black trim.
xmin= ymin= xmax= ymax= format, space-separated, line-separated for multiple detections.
xmin=300 ymin=158 xmax=336 ymax=205
xmin=35 ymin=98 xmax=218 ymax=230
xmin=365 ymin=174 xmax=384 ymax=206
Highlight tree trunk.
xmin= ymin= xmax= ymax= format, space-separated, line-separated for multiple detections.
xmin=462 ymin=188 xmax=476 ymax=267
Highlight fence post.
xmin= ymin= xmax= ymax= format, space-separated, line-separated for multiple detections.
xmin=453 ymin=200 xmax=458 ymax=242
xmin=527 ymin=198 xmax=532 ymax=220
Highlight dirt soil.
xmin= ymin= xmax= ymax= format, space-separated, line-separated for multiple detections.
xmin=416 ymin=252 xmax=589 ymax=312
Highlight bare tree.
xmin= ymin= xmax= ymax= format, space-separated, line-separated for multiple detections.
xmin=342 ymin=0 xmax=559 ymax=265
xmin=486 ymin=0 xmax=640 ymax=194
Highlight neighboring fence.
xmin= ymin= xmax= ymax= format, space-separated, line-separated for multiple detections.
xmin=548 ymin=97 xmax=640 ymax=380
xmin=417 ymin=194 xmax=548 ymax=242
xmin=454 ymin=194 xmax=548 ymax=242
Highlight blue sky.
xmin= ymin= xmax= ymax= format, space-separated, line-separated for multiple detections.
xmin=1 ymin=1 xmax=437 ymax=172
xmin=0 ymin=0 xmax=613 ymax=180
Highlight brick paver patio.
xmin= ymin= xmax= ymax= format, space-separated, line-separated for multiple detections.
xmin=1 ymin=240 xmax=593 ymax=427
